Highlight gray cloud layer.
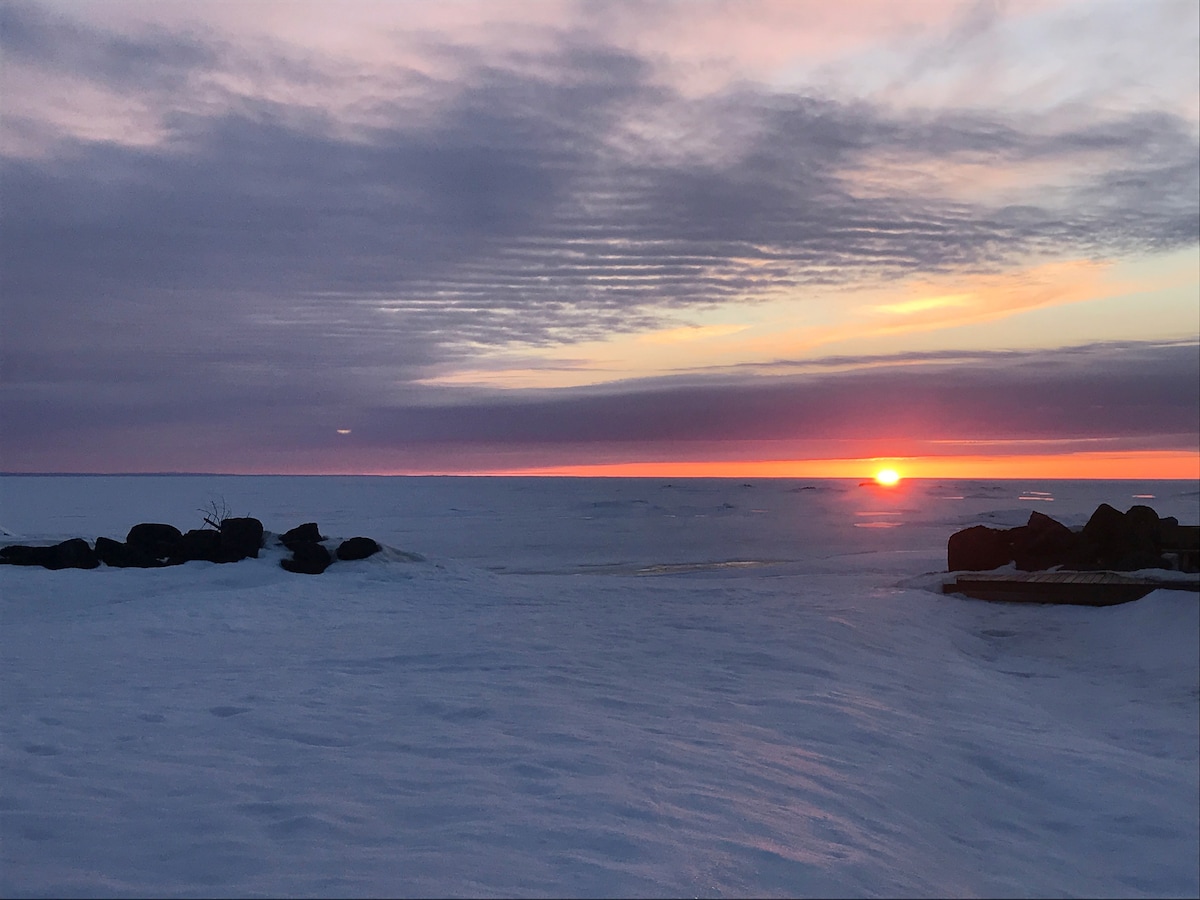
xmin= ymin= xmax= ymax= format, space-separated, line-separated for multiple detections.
xmin=3 ymin=339 xmax=1196 ymax=469
xmin=350 ymin=340 xmax=1200 ymax=445
xmin=1 ymin=2 xmax=1197 ymax=469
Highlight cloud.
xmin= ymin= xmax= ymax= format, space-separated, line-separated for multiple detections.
xmin=339 ymin=339 xmax=1200 ymax=446
xmin=7 ymin=338 xmax=1192 ymax=470
xmin=0 ymin=1 xmax=218 ymax=90
xmin=0 ymin=3 xmax=1197 ymax=471
xmin=3 ymin=45 xmax=1195 ymax=339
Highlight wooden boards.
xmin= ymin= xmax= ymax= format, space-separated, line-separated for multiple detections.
xmin=943 ymin=570 xmax=1200 ymax=606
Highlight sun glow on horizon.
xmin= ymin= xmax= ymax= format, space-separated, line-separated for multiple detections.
xmin=459 ymin=449 xmax=1198 ymax=480
xmin=874 ymin=468 xmax=901 ymax=486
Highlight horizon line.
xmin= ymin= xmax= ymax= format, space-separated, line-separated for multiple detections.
xmin=2 ymin=474 xmax=1197 ymax=482
xmin=2 ymin=447 xmax=1196 ymax=481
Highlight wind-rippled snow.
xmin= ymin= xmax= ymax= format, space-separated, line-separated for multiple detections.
xmin=1 ymin=476 xmax=1197 ymax=898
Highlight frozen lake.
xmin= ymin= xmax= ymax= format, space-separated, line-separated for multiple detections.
xmin=2 ymin=476 xmax=1198 ymax=898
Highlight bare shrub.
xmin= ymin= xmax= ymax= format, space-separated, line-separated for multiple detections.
xmin=198 ymin=497 xmax=232 ymax=530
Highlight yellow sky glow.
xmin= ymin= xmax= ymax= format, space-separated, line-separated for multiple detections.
xmin=417 ymin=252 xmax=1191 ymax=392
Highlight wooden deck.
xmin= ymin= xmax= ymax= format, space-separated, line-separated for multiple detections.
xmin=943 ymin=570 xmax=1200 ymax=606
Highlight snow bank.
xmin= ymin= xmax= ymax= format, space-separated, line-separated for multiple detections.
xmin=2 ymin=476 xmax=1197 ymax=897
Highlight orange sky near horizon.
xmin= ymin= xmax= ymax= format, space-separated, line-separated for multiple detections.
xmin=486 ymin=450 xmax=1200 ymax=480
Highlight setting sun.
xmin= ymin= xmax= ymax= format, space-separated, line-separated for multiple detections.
xmin=874 ymin=468 xmax=901 ymax=486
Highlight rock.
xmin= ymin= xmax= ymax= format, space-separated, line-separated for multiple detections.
xmin=337 ymin=537 xmax=381 ymax=561
xmin=1125 ymin=504 xmax=1160 ymax=533
xmin=1076 ymin=503 xmax=1129 ymax=567
xmin=1011 ymin=511 xmax=1078 ymax=571
xmin=947 ymin=503 xmax=1191 ymax=575
xmin=1116 ymin=505 xmax=1166 ymax=570
xmin=1071 ymin=503 xmax=1163 ymax=570
xmin=95 ymin=536 xmax=162 ymax=568
xmin=219 ymin=517 xmax=263 ymax=562
xmin=94 ymin=536 xmax=123 ymax=566
xmin=125 ymin=523 xmax=183 ymax=560
xmin=170 ymin=529 xmax=223 ymax=564
xmin=281 ymin=541 xmax=332 ymax=575
xmin=280 ymin=523 xmax=325 ymax=548
xmin=46 ymin=538 xmax=99 ymax=570
xmin=0 ymin=539 xmax=97 ymax=570
xmin=947 ymin=525 xmax=1013 ymax=571
xmin=1160 ymin=522 xmax=1200 ymax=573
xmin=0 ymin=544 xmax=55 ymax=567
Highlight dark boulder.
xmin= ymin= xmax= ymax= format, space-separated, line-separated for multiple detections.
xmin=1081 ymin=502 xmax=1126 ymax=542
xmin=1116 ymin=505 xmax=1167 ymax=569
xmin=95 ymin=536 xmax=123 ymax=566
xmin=1011 ymin=511 xmax=1079 ymax=571
xmin=1071 ymin=503 xmax=1163 ymax=570
xmin=947 ymin=525 xmax=1013 ymax=571
xmin=1160 ymin=522 xmax=1200 ymax=572
xmin=280 ymin=522 xmax=325 ymax=548
xmin=281 ymin=541 xmax=332 ymax=575
xmin=337 ymin=537 xmax=381 ymax=561
xmin=170 ymin=529 xmax=223 ymax=564
xmin=0 ymin=539 xmax=97 ymax=570
xmin=219 ymin=517 xmax=263 ymax=562
xmin=0 ymin=544 xmax=55 ymax=567
xmin=95 ymin=536 xmax=162 ymax=568
xmin=1125 ymin=504 xmax=1160 ymax=533
xmin=46 ymin=538 xmax=99 ymax=570
xmin=125 ymin=523 xmax=183 ymax=560
xmin=1157 ymin=514 xmax=1180 ymax=535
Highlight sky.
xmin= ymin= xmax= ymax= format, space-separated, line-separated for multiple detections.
xmin=1 ymin=0 xmax=1198 ymax=478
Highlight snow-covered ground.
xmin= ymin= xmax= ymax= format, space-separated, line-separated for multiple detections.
xmin=2 ymin=476 xmax=1197 ymax=898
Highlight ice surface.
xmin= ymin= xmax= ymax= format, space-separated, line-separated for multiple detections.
xmin=1 ymin=476 xmax=1197 ymax=898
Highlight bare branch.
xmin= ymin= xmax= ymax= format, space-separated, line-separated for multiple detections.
xmin=198 ymin=497 xmax=232 ymax=530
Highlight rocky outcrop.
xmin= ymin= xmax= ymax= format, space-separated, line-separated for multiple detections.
xmin=1 ymin=515 xmax=391 ymax=574
xmin=947 ymin=504 xmax=1197 ymax=573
